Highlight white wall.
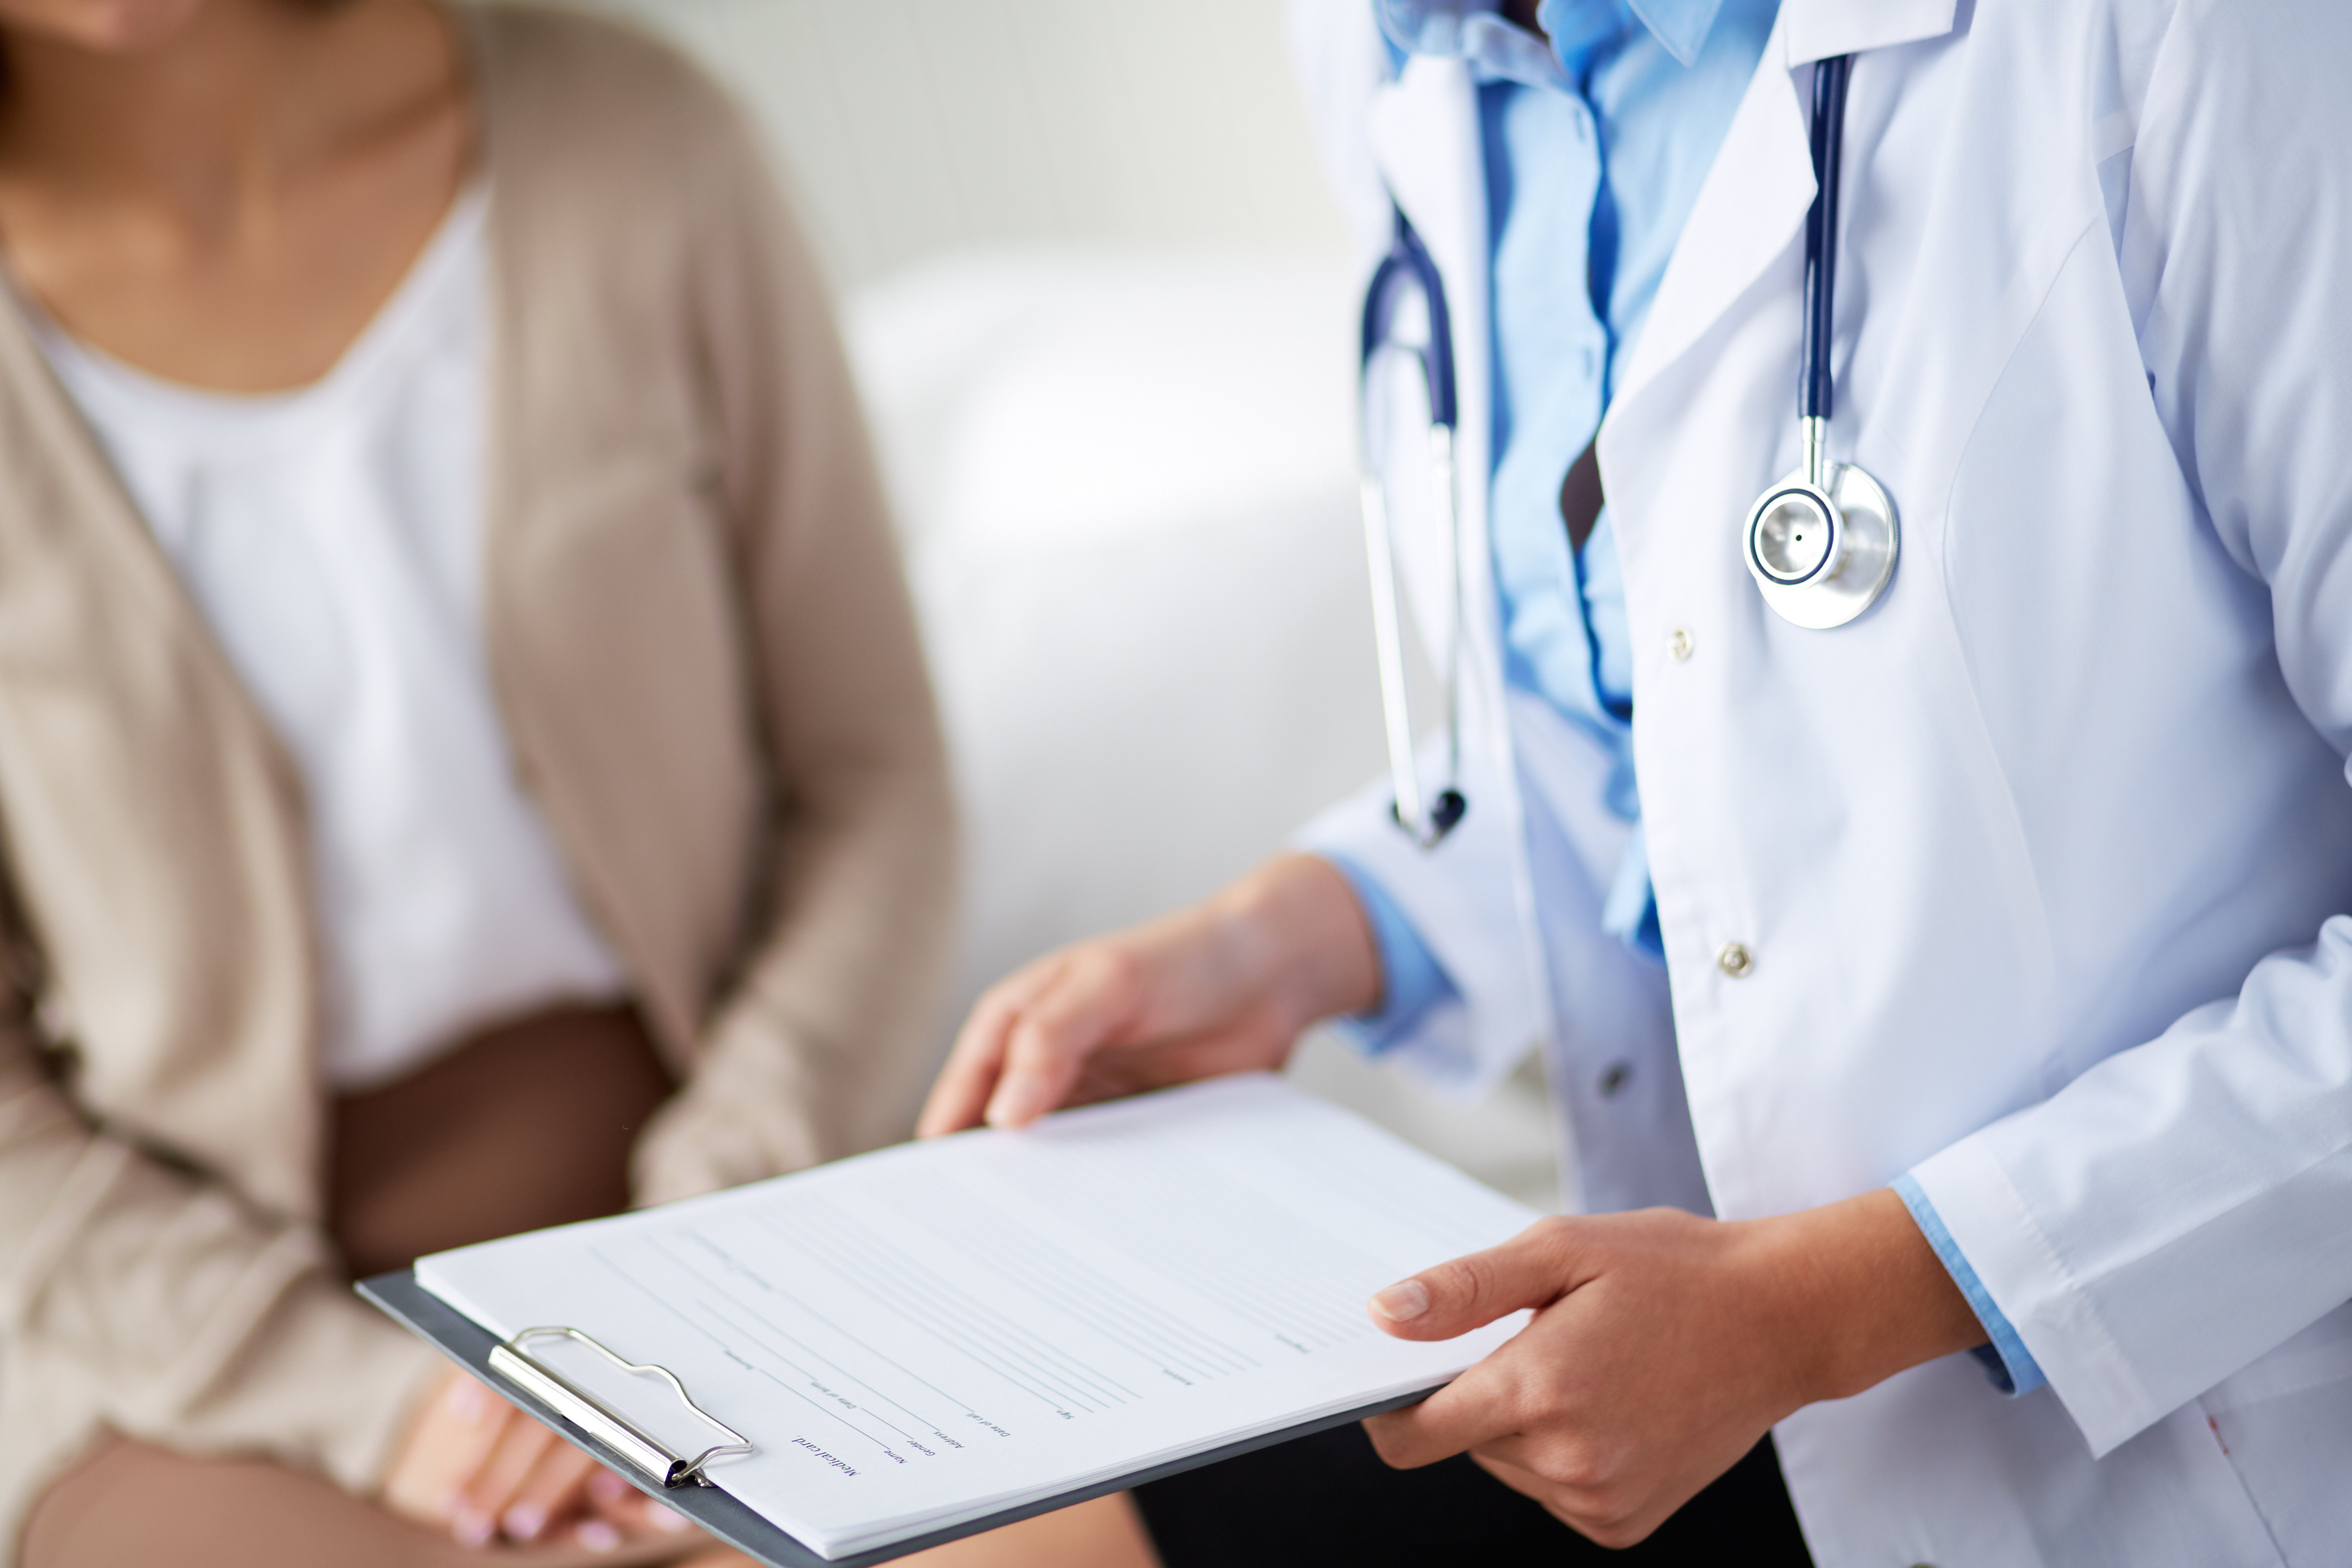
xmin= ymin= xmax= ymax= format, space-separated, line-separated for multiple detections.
xmin=561 ymin=0 xmax=1350 ymax=285
xmin=844 ymin=242 xmax=1559 ymax=1213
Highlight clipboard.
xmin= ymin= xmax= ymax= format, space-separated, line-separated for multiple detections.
xmin=360 ymin=1271 xmax=1440 ymax=1567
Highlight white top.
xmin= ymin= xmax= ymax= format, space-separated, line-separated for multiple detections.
xmin=36 ymin=188 xmax=627 ymax=1090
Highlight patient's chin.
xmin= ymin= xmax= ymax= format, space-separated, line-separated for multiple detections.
xmin=0 ymin=0 xmax=210 ymax=53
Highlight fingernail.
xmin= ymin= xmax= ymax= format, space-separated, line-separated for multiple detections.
xmin=577 ymin=1519 xmax=622 ymax=1552
xmin=453 ymin=1508 xmax=496 ymax=1547
xmin=984 ymin=1087 xmax=1033 ymax=1128
xmin=448 ymin=1379 xmax=489 ymax=1423
xmin=503 ymin=1502 xmax=547 ymax=1541
xmin=649 ymin=1502 xmax=694 ymax=1532
xmin=588 ymin=1470 xmax=629 ymax=1504
xmin=1370 ymin=1280 xmax=1429 ymax=1321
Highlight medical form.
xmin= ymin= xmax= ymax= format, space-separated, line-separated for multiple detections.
xmin=408 ymin=1075 xmax=1538 ymax=1560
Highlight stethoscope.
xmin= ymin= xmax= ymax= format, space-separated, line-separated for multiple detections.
xmin=1356 ymin=52 xmax=1892 ymax=847
xmin=1741 ymin=53 xmax=1899 ymax=629
xmin=1356 ymin=211 xmax=1469 ymax=847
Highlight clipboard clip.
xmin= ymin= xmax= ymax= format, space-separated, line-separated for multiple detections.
xmin=488 ymin=1326 xmax=752 ymax=1489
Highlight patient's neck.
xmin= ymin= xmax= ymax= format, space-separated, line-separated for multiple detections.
xmin=0 ymin=0 xmax=471 ymax=390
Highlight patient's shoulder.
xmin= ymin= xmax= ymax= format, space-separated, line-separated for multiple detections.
xmin=468 ymin=2 xmax=771 ymax=209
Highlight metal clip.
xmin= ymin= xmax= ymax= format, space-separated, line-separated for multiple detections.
xmin=488 ymin=1326 xmax=752 ymax=1489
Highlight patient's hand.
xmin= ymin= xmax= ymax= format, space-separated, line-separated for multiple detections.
xmin=384 ymin=1365 xmax=703 ymax=1549
xmin=918 ymin=853 xmax=1380 ymax=1135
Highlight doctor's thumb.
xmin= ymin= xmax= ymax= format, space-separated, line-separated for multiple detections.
xmin=1368 ymin=1217 xmax=1584 ymax=1340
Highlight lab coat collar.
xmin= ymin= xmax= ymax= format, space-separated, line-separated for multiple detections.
xmin=1782 ymin=0 xmax=1956 ymax=65
xmin=1607 ymin=4 xmax=1813 ymax=419
xmin=1366 ymin=54 xmax=1500 ymax=666
xmin=1369 ymin=0 xmax=1962 ymax=538
xmin=1609 ymin=0 xmax=1958 ymax=412
xmin=1366 ymin=54 xmax=1488 ymax=314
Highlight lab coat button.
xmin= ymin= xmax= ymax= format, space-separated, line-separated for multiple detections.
xmin=1717 ymin=942 xmax=1755 ymax=978
xmin=1599 ymin=1061 xmax=1631 ymax=1097
xmin=1670 ymin=627 xmax=1694 ymax=662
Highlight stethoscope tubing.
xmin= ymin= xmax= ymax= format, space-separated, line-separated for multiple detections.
xmin=1357 ymin=209 xmax=1468 ymax=846
xmin=1361 ymin=49 xmax=1888 ymax=850
xmin=1801 ymin=54 xmax=1853 ymax=425
xmin=1745 ymin=49 xmax=1899 ymax=626
xmin=1360 ymin=214 xmax=1457 ymax=435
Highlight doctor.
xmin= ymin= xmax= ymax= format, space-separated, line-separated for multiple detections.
xmin=922 ymin=1 xmax=2352 ymax=1564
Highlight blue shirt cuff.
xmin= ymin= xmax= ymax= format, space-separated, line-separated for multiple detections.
xmin=1893 ymin=1173 xmax=2047 ymax=1397
xmin=1315 ymin=852 xmax=1460 ymax=1057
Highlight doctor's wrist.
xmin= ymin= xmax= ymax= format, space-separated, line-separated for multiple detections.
xmin=1208 ymin=853 xmax=1383 ymax=1039
xmin=1760 ymin=1189 xmax=1988 ymax=1408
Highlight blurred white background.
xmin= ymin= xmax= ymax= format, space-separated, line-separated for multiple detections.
xmin=557 ymin=0 xmax=1347 ymax=286
xmin=555 ymin=0 xmax=1560 ymax=1209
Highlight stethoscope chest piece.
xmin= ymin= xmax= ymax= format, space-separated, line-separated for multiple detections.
xmin=1743 ymin=453 xmax=1897 ymax=629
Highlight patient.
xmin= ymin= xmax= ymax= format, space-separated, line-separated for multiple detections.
xmin=0 ymin=0 xmax=957 ymax=1561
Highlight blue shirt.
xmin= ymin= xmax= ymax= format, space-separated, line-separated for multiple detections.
xmin=1328 ymin=0 xmax=2045 ymax=1399
xmin=1341 ymin=0 xmax=1767 ymax=1034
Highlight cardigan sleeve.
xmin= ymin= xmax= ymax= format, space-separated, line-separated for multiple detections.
xmin=0 ymin=915 xmax=441 ymax=1546
xmin=631 ymin=81 xmax=958 ymax=1203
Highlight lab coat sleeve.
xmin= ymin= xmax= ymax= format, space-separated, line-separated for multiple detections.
xmin=1294 ymin=743 xmax=1545 ymax=1098
xmin=1294 ymin=681 xmax=1664 ymax=1104
xmin=1907 ymin=0 xmax=2352 ymax=1460
xmin=1316 ymin=850 xmax=1464 ymax=1057
xmin=1893 ymin=1175 xmax=2046 ymax=1398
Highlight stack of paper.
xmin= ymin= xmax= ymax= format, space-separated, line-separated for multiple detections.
xmin=416 ymin=1074 xmax=1539 ymax=1560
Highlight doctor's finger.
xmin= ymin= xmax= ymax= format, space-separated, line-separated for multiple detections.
xmin=983 ymin=948 xmax=1148 ymax=1127
xmin=919 ymin=989 xmax=1023 ymax=1137
xmin=1472 ymin=1446 xmax=1681 ymax=1550
xmin=1367 ymin=1216 xmax=1584 ymax=1341
xmin=920 ymin=959 xmax=1068 ymax=1136
xmin=1466 ymin=1451 xmax=1618 ymax=1536
xmin=1360 ymin=1359 xmax=1533 ymax=1471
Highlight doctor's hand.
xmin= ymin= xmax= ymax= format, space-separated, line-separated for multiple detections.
xmin=1362 ymin=1191 xmax=1985 ymax=1548
xmin=918 ymin=853 xmax=1379 ymax=1135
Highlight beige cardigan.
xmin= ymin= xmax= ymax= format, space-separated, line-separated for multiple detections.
xmin=0 ymin=7 xmax=956 ymax=1553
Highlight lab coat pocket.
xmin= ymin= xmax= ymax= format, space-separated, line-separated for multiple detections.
xmin=2199 ymin=1302 xmax=2352 ymax=1568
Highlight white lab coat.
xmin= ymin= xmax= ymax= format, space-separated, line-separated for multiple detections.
xmin=1290 ymin=1 xmax=2352 ymax=1564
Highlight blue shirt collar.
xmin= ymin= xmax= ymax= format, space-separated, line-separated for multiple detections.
xmin=1376 ymin=0 xmax=1729 ymax=75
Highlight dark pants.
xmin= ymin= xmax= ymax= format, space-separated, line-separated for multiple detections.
xmin=1134 ymin=1421 xmax=1813 ymax=1567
